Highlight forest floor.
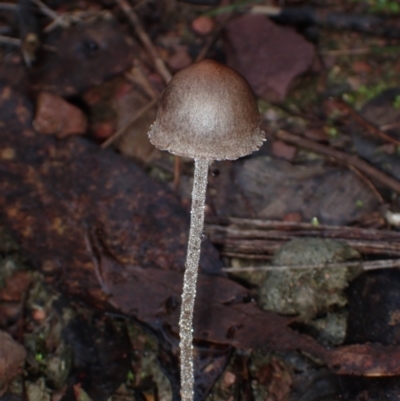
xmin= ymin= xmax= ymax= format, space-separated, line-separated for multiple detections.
xmin=2 ymin=1 xmax=400 ymax=400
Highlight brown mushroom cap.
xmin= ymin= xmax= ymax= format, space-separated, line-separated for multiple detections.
xmin=148 ymin=59 xmax=264 ymax=160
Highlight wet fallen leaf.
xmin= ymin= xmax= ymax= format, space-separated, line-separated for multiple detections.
xmin=265 ymin=359 xmax=292 ymax=401
xmin=224 ymin=15 xmax=316 ymax=101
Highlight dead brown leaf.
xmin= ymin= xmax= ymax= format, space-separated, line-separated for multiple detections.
xmin=224 ymin=15 xmax=316 ymax=101
xmin=0 ymin=331 xmax=26 ymax=396
xmin=265 ymin=359 xmax=292 ymax=401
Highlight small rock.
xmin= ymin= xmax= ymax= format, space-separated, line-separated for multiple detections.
xmin=33 ymin=92 xmax=87 ymax=138
xmin=223 ymin=371 xmax=236 ymax=388
xmin=271 ymin=140 xmax=297 ymax=161
xmin=191 ymin=16 xmax=215 ymax=36
xmin=26 ymin=379 xmax=50 ymax=401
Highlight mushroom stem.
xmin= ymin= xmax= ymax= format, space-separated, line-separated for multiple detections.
xmin=179 ymin=157 xmax=209 ymax=401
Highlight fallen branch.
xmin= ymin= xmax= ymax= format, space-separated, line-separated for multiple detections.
xmin=205 ymin=217 xmax=400 ymax=258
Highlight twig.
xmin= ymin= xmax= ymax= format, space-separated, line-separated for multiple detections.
xmin=380 ymin=121 xmax=400 ymax=132
xmin=31 ymin=0 xmax=61 ymax=21
xmin=132 ymin=0 xmax=151 ymax=10
xmin=101 ymin=98 xmax=158 ymax=148
xmin=125 ymin=59 xmax=159 ymax=100
xmin=220 ymin=252 xmax=272 ymax=260
xmin=18 ymin=0 xmax=41 ymax=66
xmin=0 ymin=34 xmax=55 ymax=53
xmin=346 ymin=164 xmax=384 ymax=204
xmin=195 ymin=13 xmax=231 ymax=62
xmin=250 ymin=5 xmax=282 ymax=15
xmin=0 ymin=3 xmax=18 ymax=11
xmin=275 ymin=130 xmax=400 ymax=194
xmin=0 ymin=35 xmax=21 ymax=46
xmin=210 ymin=236 xmax=400 ymax=257
xmin=205 ymin=217 xmax=400 ymax=240
xmin=222 ymin=258 xmax=400 ymax=272
xmin=334 ymin=99 xmax=400 ymax=147
xmin=320 ymin=48 xmax=371 ymax=57
xmin=116 ymin=0 xmax=172 ymax=84
xmin=205 ymin=218 xmax=400 ymax=258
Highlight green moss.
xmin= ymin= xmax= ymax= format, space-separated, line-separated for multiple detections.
xmin=352 ymin=0 xmax=400 ymax=14
xmin=258 ymin=238 xmax=361 ymax=322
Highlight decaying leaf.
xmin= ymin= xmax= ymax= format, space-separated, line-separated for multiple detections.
xmin=224 ymin=15 xmax=316 ymax=101
xmin=0 ymin=331 xmax=26 ymax=396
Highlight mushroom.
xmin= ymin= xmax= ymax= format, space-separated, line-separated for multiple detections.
xmin=148 ymin=59 xmax=264 ymax=401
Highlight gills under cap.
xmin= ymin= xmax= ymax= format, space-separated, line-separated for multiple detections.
xmin=148 ymin=59 xmax=265 ymax=160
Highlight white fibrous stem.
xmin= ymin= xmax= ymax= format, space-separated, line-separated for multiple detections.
xmin=179 ymin=158 xmax=209 ymax=401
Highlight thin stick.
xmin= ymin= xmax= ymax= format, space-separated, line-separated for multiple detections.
xmin=116 ymin=0 xmax=172 ymax=84
xmin=205 ymin=216 xmax=398 ymax=236
xmin=125 ymin=59 xmax=159 ymax=100
xmin=222 ymin=259 xmax=400 ymax=273
xmin=275 ymin=130 xmax=400 ymax=194
xmin=380 ymin=121 xmax=400 ymax=132
xmin=346 ymin=164 xmax=384 ymax=204
xmin=101 ymin=98 xmax=158 ymax=148
xmin=195 ymin=13 xmax=231 ymax=62
xmin=31 ymin=0 xmax=61 ymax=21
xmin=319 ymin=48 xmax=384 ymax=56
xmin=0 ymin=3 xmax=18 ymax=11
xmin=206 ymin=223 xmax=400 ymax=241
xmin=180 ymin=158 xmax=209 ymax=401
xmin=0 ymin=35 xmax=21 ymax=46
xmin=335 ymin=99 xmax=400 ymax=147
